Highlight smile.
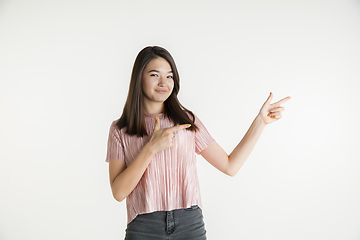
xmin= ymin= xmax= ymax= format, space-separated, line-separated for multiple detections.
xmin=156 ymin=90 xmax=167 ymax=94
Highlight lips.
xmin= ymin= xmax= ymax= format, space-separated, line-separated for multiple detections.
xmin=156 ymin=90 xmax=167 ymax=94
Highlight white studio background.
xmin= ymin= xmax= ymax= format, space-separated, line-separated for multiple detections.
xmin=1 ymin=0 xmax=359 ymax=239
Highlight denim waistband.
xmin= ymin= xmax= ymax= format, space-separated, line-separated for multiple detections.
xmin=125 ymin=205 xmax=207 ymax=240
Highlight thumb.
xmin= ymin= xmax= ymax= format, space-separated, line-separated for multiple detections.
xmin=153 ymin=115 xmax=161 ymax=131
xmin=265 ymin=92 xmax=273 ymax=104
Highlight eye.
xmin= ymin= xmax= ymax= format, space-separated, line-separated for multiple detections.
xmin=150 ymin=73 xmax=158 ymax=77
xmin=167 ymin=75 xmax=173 ymax=79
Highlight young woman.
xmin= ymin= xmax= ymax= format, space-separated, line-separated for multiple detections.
xmin=105 ymin=46 xmax=291 ymax=239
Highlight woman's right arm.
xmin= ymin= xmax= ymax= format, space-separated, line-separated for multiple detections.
xmin=109 ymin=143 xmax=156 ymax=202
xmin=109 ymin=117 xmax=191 ymax=202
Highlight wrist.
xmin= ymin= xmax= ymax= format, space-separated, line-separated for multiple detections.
xmin=256 ymin=114 xmax=267 ymax=127
xmin=144 ymin=141 xmax=157 ymax=156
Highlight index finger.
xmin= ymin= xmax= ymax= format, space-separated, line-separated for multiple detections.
xmin=167 ymin=124 xmax=191 ymax=133
xmin=273 ymin=96 xmax=291 ymax=107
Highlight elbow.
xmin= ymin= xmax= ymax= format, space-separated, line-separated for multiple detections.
xmin=225 ymin=156 xmax=238 ymax=177
xmin=225 ymin=167 xmax=238 ymax=177
xmin=112 ymin=191 xmax=126 ymax=202
xmin=226 ymin=171 xmax=237 ymax=177
xmin=114 ymin=195 xmax=125 ymax=202
xmin=110 ymin=181 xmax=127 ymax=202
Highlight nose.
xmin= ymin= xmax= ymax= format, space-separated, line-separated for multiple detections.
xmin=158 ymin=76 xmax=166 ymax=87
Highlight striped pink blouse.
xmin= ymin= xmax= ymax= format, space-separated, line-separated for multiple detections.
xmin=105 ymin=112 xmax=215 ymax=224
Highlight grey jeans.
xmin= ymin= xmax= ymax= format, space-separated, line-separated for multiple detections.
xmin=124 ymin=205 xmax=207 ymax=240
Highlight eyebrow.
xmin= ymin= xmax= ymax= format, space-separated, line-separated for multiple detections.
xmin=148 ymin=70 xmax=173 ymax=73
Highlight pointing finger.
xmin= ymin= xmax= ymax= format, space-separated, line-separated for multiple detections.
xmin=167 ymin=124 xmax=191 ymax=133
xmin=273 ymin=96 xmax=291 ymax=108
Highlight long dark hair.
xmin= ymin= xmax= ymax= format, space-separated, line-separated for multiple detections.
xmin=116 ymin=46 xmax=198 ymax=137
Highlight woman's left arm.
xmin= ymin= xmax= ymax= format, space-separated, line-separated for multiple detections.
xmin=200 ymin=92 xmax=291 ymax=177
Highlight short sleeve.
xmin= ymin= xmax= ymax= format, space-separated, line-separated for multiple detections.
xmin=105 ymin=121 xmax=125 ymax=163
xmin=194 ymin=114 xmax=215 ymax=154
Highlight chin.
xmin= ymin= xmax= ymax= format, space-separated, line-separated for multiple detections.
xmin=156 ymin=94 xmax=171 ymax=101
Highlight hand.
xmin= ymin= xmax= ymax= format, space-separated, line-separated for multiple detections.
xmin=148 ymin=116 xmax=191 ymax=153
xmin=258 ymin=92 xmax=291 ymax=125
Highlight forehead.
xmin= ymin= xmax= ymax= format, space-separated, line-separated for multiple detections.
xmin=144 ymin=57 xmax=172 ymax=71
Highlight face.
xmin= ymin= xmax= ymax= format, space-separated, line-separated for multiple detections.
xmin=142 ymin=57 xmax=174 ymax=107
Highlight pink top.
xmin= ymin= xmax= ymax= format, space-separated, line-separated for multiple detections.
xmin=105 ymin=112 xmax=215 ymax=224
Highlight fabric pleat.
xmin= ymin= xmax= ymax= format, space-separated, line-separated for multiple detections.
xmin=105 ymin=112 xmax=215 ymax=224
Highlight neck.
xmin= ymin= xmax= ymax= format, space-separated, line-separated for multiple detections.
xmin=143 ymin=101 xmax=164 ymax=114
